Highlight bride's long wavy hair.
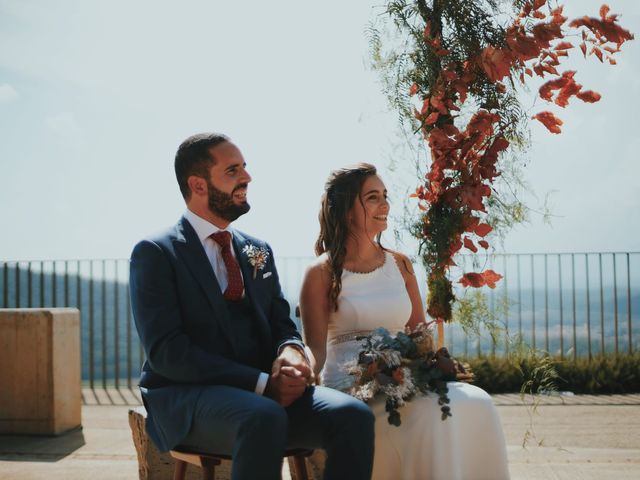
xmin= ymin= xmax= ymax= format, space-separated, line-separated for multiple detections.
xmin=315 ymin=163 xmax=382 ymax=311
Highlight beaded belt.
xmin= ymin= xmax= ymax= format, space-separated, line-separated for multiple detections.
xmin=328 ymin=330 xmax=372 ymax=345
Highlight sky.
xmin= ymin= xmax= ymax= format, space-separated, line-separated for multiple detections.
xmin=1 ymin=0 xmax=639 ymax=262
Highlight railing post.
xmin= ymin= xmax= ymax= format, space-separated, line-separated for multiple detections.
xmin=627 ymin=253 xmax=633 ymax=354
xmin=613 ymin=253 xmax=619 ymax=356
xmin=571 ymin=253 xmax=577 ymax=361
xmin=558 ymin=254 xmax=564 ymax=359
xmin=599 ymin=253 xmax=605 ymax=356
xmin=586 ymin=254 xmax=592 ymax=361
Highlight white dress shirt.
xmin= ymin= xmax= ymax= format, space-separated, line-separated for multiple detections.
xmin=183 ymin=209 xmax=269 ymax=395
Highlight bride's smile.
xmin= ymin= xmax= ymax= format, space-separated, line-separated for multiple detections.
xmin=350 ymin=174 xmax=390 ymax=237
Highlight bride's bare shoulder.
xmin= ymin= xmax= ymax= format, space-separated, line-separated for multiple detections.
xmin=303 ymin=253 xmax=331 ymax=283
xmin=387 ymin=249 xmax=416 ymax=276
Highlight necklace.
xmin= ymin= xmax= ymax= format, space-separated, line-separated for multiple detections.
xmin=343 ymin=250 xmax=387 ymax=275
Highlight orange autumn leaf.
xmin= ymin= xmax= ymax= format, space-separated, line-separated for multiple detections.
xmin=532 ymin=111 xmax=563 ymax=134
xmin=409 ymin=83 xmax=418 ymax=96
xmin=539 ymin=74 xmax=571 ymax=101
xmin=592 ymin=46 xmax=604 ymax=62
xmin=576 ymin=90 xmax=602 ymax=103
xmin=506 ymin=29 xmax=541 ymax=61
xmin=580 ymin=42 xmax=587 ymax=56
xmin=556 ymin=78 xmax=582 ymax=107
xmin=609 ymin=57 xmax=617 ymax=65
xmin=478 ymin=240 xmax=489 ymax=249
xmin=462 ymin=215 xmax=480 ymax=232
xmin=479 ymin=46 xmax=513 ymax=82
xmin=533 ymin=0 xmax=546 ymax=10
xmin=481 ymin=270 xmax=503 ymax=289
xmin=458 ymin=270 xmax=503 ymax=289
xmin=474 ymin=223 xmax=493 ymax=237
xmin=458 ymin=272 xmax=484 ymax=288
xmin=425 ymin=111 xmax=440 ymax=125
xmin=533 ymin=10 xmax=546 ymax=20
xmin=554 ymin=41 xmax=573 ymax=50
xmin=569 ymin=16 xmax=634 ymax=45
xmin=421 ymin=98 xmax=430 ymax=114
xmin=423 ymin=21 xmax=432 ymax=39
xmin=551 ymin=6 xmax=567 ymax=25
xmin=600 ymin=4 xmax=611 ymax=20
xmin=463 ymin=237 xmax=478 ymax=253
xmin=532 ymin=23 xmax=563 ymax=43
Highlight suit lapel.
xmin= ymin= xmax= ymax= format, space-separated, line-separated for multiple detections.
xmin=173 ymin=217 xmax=238 ymax=354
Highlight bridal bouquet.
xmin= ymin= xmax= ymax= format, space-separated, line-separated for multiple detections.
xmin=347 ymin=324 xmax=473 ymax=426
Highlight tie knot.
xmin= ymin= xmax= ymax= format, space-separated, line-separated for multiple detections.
xmin=210 ymin=231 xmax=232 ymax=250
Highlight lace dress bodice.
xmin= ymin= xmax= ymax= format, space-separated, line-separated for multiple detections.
xmin=321 ymin=251 xmax=412 ymax=390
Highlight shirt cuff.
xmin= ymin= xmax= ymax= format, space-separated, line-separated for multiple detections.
xmin=277 ymin=340 xmax=310 ymax=364
xmin=255 ymin=372 xmax=269 ymax=396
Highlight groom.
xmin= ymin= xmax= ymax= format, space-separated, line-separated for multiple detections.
xmin=129 ymin=133 xmax=374 ymax=479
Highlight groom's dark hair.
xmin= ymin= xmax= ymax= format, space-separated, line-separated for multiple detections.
xmin=175 ymin=132 xmax=230 ymax=200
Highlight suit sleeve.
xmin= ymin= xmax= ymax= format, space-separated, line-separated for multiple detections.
xmin=130 ymin=239 xmax=262 ymax=391
xmin=264 ymin=244 xmax=305 ymax=355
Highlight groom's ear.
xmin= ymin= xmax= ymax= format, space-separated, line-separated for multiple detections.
xmin=187 ymin=175 xmax=208 ymax=199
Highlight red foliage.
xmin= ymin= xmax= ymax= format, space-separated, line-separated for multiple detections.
xmin=458 ymin=270 xmax=503 ymax=289
xmin=408 ymin=1 xmax=633 ymax=320
xmin=532 ymin=111 xmax=563 ymax=134
xmin=576 ymin=90 xmax=601 ymax=103
xmin=479 ymin=46 xmax=512 ymax=82
xmin=463 ymin=237 xmax=478 ymax=253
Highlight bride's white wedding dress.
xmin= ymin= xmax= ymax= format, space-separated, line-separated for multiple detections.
xmin=321 ymin=251 xmax=510 ymax=480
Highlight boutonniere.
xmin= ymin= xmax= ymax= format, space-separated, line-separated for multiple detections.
xmin=242 ymin=244 xmax=270 ymax=279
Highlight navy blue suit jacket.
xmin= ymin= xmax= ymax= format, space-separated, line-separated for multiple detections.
xmin=129 ymin=217 xmax=302 ymax=451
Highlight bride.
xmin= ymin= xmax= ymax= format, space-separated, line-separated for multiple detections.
xmin=300 ymin=163 xmax=510 ymax=480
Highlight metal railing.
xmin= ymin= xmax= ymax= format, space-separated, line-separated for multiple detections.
xmin=1 ymin=252 xmax=638 ymax=388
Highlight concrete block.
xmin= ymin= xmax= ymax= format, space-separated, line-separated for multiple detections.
xmin=0 ymin=308 xmax=81 ymax=435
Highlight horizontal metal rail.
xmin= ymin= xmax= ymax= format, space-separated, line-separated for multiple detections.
xmin=1 ymin=252 xmax=638 ymax=390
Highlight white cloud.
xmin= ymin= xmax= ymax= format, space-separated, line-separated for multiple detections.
xmin=0 ymin=83 xmax=18 ymax=103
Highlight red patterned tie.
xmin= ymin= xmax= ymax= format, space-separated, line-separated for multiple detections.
xmin=210 ymin=231 xmax=244 ymax=301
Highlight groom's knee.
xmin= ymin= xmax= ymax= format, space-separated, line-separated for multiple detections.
xmin=333 ymin=396 xmax=375 ymax=433
xmin=237 ymin=399 xmax=288 ymax=441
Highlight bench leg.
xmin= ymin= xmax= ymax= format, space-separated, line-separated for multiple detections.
xmin=173 ymin=459 xmax=187 ymax=480
xmin=292 ymin=455 xmax=309 ymax=480
xmin=201 ymin=457 xmax=217 ymax=480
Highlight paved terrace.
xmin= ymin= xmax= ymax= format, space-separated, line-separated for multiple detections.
xmin=1 ymin=391 xmax=639 ymax=480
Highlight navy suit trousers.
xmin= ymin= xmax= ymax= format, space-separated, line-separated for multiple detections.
xmin=175 ymin=385 xmax=375 ymax=480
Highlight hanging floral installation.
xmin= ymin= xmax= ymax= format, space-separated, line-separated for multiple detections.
xmin=371 ymin=1 xmax=633 ymax=333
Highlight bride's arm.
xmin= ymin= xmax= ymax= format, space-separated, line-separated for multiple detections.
xmin=391 ymin=251 xmax=427 ymax=331
xmin=299 ymin=261 xmax=331 ymax=376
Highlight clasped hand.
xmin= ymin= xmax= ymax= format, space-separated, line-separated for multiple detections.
xmin=265 ymin=346 xmax=315 ymax=407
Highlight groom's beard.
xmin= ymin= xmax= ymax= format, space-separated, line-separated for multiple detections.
xmin=206 ymin=180 xmax=251 ymax=222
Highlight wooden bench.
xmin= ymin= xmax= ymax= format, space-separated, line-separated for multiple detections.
xmin=170 ymin=448 xmax=313 ymax=480
xmin=129 ymin=406 xmax=316 ymax=479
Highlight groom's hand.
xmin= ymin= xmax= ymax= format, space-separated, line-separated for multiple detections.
xmin=273 ymin=346 xmax=314 ymax=383
xmin=264 ymin=368 xmax=307 ymax=407
xmin=264 ymin=346 xmax=313 ymax=407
